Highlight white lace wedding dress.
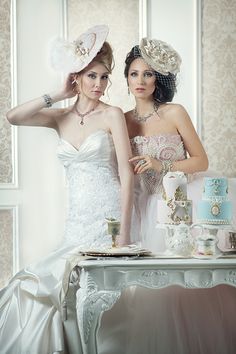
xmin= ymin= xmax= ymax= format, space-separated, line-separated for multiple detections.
xmin=0 ymin=130 xmax=122 ymax=354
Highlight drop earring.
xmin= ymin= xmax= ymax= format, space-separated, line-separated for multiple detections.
xmin=128 ymin=87 xmax=130 ymax=95
xmin=76 ymin=80 xmax=81 ymax=94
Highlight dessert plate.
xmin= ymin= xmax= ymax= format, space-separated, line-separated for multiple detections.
xmin=80 ymin=245 xmax=151 ymax=257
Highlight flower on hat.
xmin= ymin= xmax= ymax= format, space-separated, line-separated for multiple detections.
xmin=140 ymin=38 xmax=181 ymax=75
xmin=50 ymin=38 xmax=89 ymax=73
xmin=50 ymin=25 xmax=109 ymax=74
xmin=74 ymin=40 xmax=90 ymax=57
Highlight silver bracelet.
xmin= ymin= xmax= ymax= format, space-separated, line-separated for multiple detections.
xmin=161 ymin=160 xmax=173 ymax=175
xmin=42 ymin=94 xmax=53 ymax=108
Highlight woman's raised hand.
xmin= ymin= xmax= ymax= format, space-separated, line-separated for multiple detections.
xmin=61 ymin=73 xmax=78 ymax=100
xmin=129 ymin=155 xmax=162 ymax=174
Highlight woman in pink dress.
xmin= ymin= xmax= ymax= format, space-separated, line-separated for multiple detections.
xmin=125 ymin=38 xmax=208 ymax=252
xmin=99 ymin=38 xmax=236 ymax=354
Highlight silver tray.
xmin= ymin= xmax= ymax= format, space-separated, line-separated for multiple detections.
xmin=81 ymin=249 xmax=151 ymax=257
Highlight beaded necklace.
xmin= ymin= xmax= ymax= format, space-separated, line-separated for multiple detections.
xmin=133 ymin=103 xmax=159 ymax=123
xmin=74 ymin=102 xmax=99 ymax=125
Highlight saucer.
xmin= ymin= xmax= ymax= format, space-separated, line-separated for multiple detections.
xmin=192 ymin=253 xmax=221 ymax=260
xmin=80 ymin=245 xmax=151 ymax=257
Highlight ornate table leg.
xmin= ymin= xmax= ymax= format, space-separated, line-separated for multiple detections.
xmin=76 ymin=271 xmax=121 ymax=354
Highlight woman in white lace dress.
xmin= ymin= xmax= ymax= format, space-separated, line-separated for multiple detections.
xmin=0 ymin=25 xmax=133 ymax=354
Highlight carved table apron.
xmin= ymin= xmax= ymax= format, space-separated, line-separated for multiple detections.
xmin=75 ymin=258 xmax=236 ymax=354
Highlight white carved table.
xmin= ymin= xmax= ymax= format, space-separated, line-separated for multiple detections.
xmin=75 ymin=258 xmax=236 ymax=354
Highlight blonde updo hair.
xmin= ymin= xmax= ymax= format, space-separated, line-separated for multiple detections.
xmin=91 ymin=41 xmax=114 ymax=73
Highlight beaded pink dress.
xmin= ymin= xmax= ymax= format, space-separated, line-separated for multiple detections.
xmin=130 ymin=133 xmax=187 ymax=252
xmin=99 ymin=133 xmax=236 ymax=354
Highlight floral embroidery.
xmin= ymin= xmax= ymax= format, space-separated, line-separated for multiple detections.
xmin=130 ymin=134 xmax=186 ymax=194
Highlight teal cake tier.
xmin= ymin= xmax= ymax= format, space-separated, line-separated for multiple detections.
xmin=203 ymin=177 xmax=228 ymax=199
xmin=197 ymin=200 xmax=232 ymax=225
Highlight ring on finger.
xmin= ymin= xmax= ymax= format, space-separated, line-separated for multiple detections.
xmin=138 ymin=159 xmax=146 ymax=166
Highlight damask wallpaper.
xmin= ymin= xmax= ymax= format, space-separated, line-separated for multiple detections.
xmin=202 ymin=0 xmax=236 ymax=177
xmin=0 ymin=209 xmax=13 ymax=288
xmin=0 ymin=0 xmax=12 ymax=184
xmin=68 ymin=0 xmax=139 ymax=111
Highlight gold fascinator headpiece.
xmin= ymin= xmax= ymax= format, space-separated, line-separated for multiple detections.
xmin=140 ymin=38 xmax=182 ymax=75
xmin=50 ymin=25 xmax=109 ymax=74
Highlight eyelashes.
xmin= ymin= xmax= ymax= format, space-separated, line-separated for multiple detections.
xmin=130 ymin=71 xmax=154 ymax=78
xmin=87 ymin=73 xmax=109 ymax=80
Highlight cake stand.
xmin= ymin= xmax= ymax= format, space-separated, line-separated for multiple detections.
xmin=191 ymin=223 xmax=234 ymax=236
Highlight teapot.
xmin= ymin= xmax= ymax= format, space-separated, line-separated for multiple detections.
xmin=165 ymin=223 xmax=194 ymax=256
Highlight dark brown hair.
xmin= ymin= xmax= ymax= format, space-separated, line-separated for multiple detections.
xmin=124 ymin=45 xmax=177 ymax=103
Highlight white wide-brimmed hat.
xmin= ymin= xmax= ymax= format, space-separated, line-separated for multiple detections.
xmin=50 ymin=24 xmax=109 ymax=74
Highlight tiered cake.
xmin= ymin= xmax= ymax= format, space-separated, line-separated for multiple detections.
xmin=157 ymin=171 xmax=192 ymax=224
xmin=197 ymin=177 xmax=232 ymax=225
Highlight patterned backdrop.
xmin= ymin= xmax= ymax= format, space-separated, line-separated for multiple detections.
xmin=0 ymin=209 xmax=13 ymax=288
xmin=202 ymin=0 xmax=236 ymax=177
xmin=0 ymin=0 xmax=12 ymax=184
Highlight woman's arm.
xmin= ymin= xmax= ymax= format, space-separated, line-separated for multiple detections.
xmin=172 ymin=104 xmax=209 ymax=173
xmin=6 ymin=74 xmax=76 ymax=128
xmin=107 ymin=107 xmax=134 ymax=246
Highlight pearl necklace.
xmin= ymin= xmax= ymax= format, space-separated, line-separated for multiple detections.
xmin=133 ymin=103 xmax=159 ymax=123
xmin=73 ymin=102 xmax=99 ymax=125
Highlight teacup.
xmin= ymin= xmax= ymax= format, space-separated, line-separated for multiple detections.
xmin=191 ymin=223 xmax=218 ymax=256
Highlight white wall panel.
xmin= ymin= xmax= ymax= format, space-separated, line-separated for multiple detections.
xmin=147 ymin=0 xmax=201 ymax=133
xmin=12 ymin=0 xmax=67 ymax=267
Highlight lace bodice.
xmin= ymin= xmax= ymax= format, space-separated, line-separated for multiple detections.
xmin=57 ymin=129 xmax=121 ymax=248
xmin=130 ymin=134 xmax=186 ymax=194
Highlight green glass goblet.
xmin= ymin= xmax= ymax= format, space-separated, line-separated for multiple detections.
xmin=106 ymin=218 xmax=121 ymax=248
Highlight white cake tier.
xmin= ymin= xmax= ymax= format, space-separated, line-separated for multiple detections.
xmin=163 ymin=171 xmax=187 ymax=201
xmin=157 ymin=200 xmax=192 ymax=225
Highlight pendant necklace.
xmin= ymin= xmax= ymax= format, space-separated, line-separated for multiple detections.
xmin=133 ymin=103 xmax=159 ymax=123
xmin=73 ymin=102 xmax=99 ymax=125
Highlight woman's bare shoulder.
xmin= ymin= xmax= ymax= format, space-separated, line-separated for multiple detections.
xmin=102 ymin=104 xmax=125 ymax=118
xmin=160 ymin=103 xmax=189 ymax=123
xmin=161 ymin=103 xmax=186 ymax=114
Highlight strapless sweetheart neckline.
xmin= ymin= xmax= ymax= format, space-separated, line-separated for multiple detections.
xmin=60 ymin=129 xmax=111 ymax=152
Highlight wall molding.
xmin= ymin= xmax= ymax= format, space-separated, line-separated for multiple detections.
xmin=139 ymin=0 xmax=147 ymax=40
